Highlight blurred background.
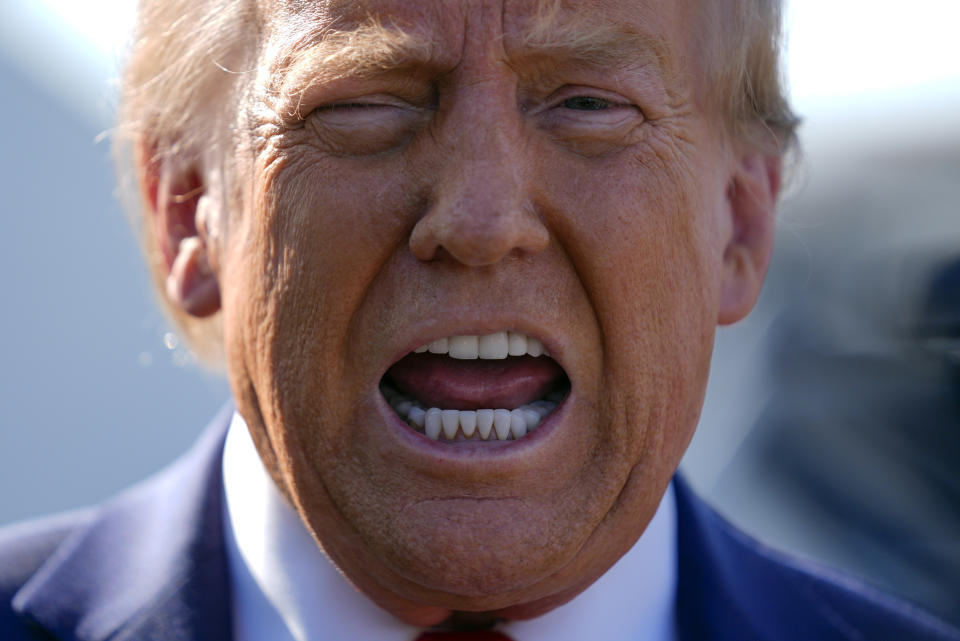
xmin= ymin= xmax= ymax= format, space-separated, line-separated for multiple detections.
xmin=1 ymin=0 xmax=958 ymax=627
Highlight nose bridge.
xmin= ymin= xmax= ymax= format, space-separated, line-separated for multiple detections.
xmin=438 ymin=72 xmax=523 ymax=192
xmin=445 ymin=103 xmax=522 ymax=215
xmin=410 ymin=80 xmax=548 ymax=266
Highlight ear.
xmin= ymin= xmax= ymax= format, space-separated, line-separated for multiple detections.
xmin=717 ymin=150 xmax=781 ymax=325
xmin=138 ymin=143 xmax=221 ymax=318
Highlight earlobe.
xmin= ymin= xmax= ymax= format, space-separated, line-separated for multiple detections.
xmin=166 ymin=234 xmax=222 ymax=317
xmin=717 ymin=151 xmax=781 ymax=325
xmin=138 ymin=143 xmax=222 ymax=318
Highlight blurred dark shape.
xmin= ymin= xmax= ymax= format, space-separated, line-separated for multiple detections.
xmin=715 ymin=252 xmax=960 ymax=627
xmin=921 ymin=258 xmax=960 ymax=339
xmin=918 ymin=258 xmax=960 ymax=390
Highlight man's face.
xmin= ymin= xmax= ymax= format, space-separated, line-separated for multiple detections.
xmin=213 ymin=0 xmax=756 ymax=625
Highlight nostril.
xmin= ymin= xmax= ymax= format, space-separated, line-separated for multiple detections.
xmin=409 ymin=205 xmax=549 ymax=267
xmin=408 ymin=219 xmax=440 ymax=261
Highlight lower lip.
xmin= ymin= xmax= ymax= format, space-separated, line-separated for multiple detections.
xmin=374 ymin=390 xmax=569 ymax=458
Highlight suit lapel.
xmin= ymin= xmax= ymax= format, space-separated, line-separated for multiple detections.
xmin=673 ymin=473 xmax=861 ymax=641
xmin=12 ymin=407 xmax=234 ymax=641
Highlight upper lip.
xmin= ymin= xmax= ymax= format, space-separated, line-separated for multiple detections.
xmin=379 ymin=320 xmax=569 ymax=383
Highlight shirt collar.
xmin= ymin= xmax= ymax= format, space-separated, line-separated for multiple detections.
xmin=222 ymin=411 xmax=677 ymax=641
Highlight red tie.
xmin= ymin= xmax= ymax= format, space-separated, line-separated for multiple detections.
xmin=415 ymin=632 xmax=515 ymax=641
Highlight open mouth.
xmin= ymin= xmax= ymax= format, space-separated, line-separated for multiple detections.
xmin=380 ymin=331 xmax=570 ymax=442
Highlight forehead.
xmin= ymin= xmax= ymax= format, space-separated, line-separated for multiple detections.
xmin=257 ymin=0 xmax=704 ymax=75
xmin=265 ymin=0 xmax=684 ymax=26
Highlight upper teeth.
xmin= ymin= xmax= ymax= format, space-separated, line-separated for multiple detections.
xmin=413 ymin=331 xmax=549 ymax=360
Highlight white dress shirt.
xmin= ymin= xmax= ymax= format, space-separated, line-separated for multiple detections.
xmin=222 ymin=412 xmax=678 ymax=641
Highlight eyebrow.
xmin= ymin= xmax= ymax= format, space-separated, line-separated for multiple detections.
xmin=274 ymin=19 xmax=445 ymax=100
xmin=275 ymin=5 xmax=676 ymax=100
xmin=515 ymin=3 xmax=676 ymax=75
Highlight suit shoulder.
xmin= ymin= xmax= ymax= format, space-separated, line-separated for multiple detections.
xmin=0 ymin=510 xmax=95 ymax=640
xmin=724 ymin=516 xmax=960 ymax=640
xmin=673 ymin=476 xmax=960 ymax=641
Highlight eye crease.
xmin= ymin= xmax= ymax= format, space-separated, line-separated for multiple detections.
xmin=317 ymin=101 xmax=401 ymax=111
xmin=320 ymin=102 xmax=382 ymax=109
xmin=562 ymin=96 xmax=614 ymax=110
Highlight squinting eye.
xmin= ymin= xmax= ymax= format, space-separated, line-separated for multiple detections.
xmin=537 ymin=89 xmax=645 ymax=157
xmin=561 ymin=96 xmax=613 ymax=111
xmin=305 ymin=97 xmax=426 ymax=156
xmin=318 ymin=102 xmax=389 ymax=111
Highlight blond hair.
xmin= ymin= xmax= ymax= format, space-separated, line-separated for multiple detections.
xmin=709 ymin=0 xmax=799 ymax=151
xmin=117 ymin=0 xmax=798 ymax=361
xmin=117 ymin=0 xmax=259 ymax=362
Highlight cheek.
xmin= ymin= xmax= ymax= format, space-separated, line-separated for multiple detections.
xmin=225 ymin=145 xmax=426 ymax=443
xmin=539 ymin=135 xmax=725 ymax=459
xmin=243 ymin=147 xmax=409 ymax=334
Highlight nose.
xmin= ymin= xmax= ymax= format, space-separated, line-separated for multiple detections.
xmin=409 ymin=105 xmax=549 ymax=266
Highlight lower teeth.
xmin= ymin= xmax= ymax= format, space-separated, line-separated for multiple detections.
xmin=381 ymin=383 xmax=564 ymax=442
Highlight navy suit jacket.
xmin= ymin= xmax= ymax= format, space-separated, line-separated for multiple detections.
xmin=2 ymin=407 xmax=958 ymax=641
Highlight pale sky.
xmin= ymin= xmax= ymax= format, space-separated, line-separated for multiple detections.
xmin=787 ymin=0 xmax=960 ymax=105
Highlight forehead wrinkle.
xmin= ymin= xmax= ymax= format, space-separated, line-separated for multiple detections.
xmin=506 ymin=1 xmax=678 ymax=80
xmin=269 ymin=17 xmax=448 ymax=108
xmin=266 ymin=1 xmax=680 ymax=115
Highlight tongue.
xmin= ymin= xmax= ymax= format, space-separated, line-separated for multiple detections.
xmin=386 ymin=353 xmax=565 ymax=410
